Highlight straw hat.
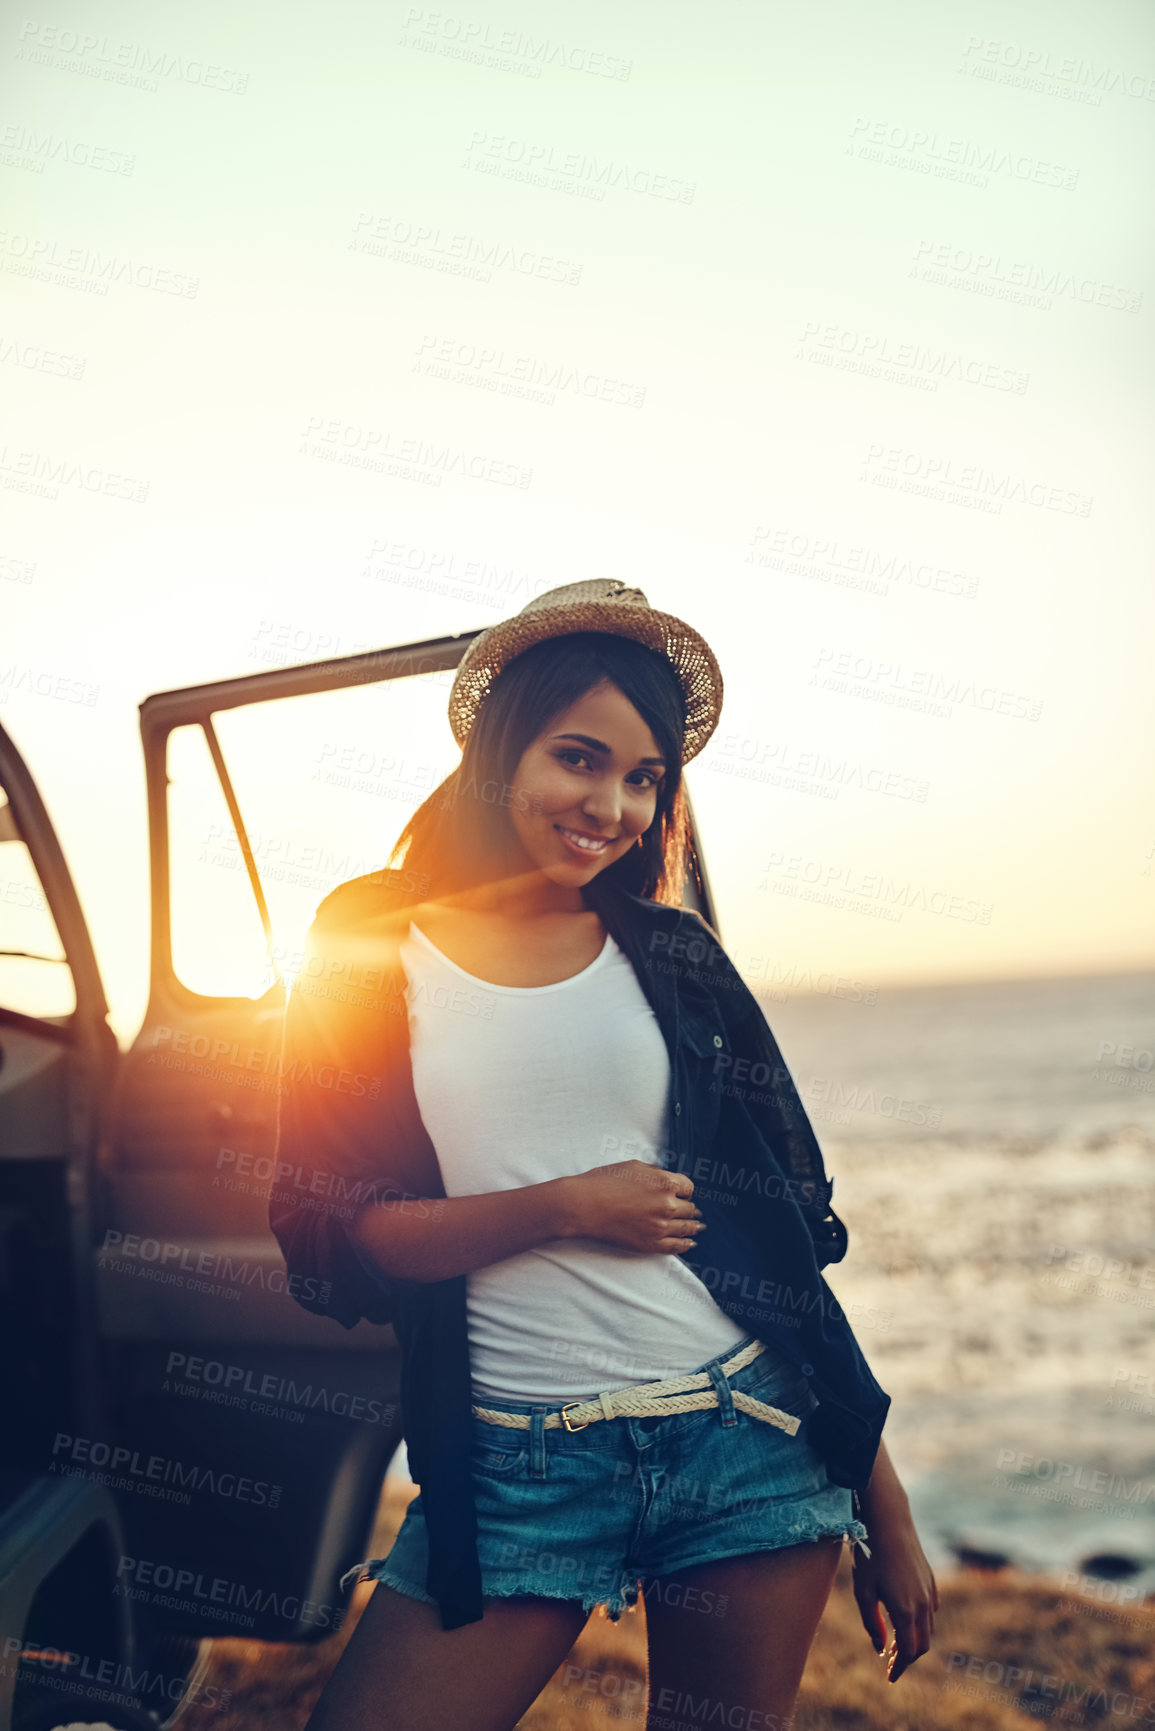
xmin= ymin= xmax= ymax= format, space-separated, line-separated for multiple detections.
xmin=447 ymin=579 xmax=723 ymax=764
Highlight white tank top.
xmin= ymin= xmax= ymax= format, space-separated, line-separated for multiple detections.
xmin=399 ymin=919 xmax=748 ymax=1402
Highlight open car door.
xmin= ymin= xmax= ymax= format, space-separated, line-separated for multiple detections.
xmin=95 ymin=627 xmax=720 ymax=1656
xmin=0 ymin=723 xmax=142 ymax=1730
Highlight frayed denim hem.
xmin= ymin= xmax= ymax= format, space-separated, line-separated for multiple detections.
xmin=599 ymin=1580 xmax=643 ymax=1621
xmin=338 ymin=1522 xmax=872 ymax=1621
xmin=338 ymin=1556 xmax=440 ymax=1604
xmin=847 ymin=1519 xmax=873 ymax=1558
xmin=469 ymin=1578 xmax=643 ymax=1621
xmin=344 ymin=1557 xmax=642 ymax=1621
xmin=358 ymin=1562 xmax=439 ymax=1608
xmin=643 ymin=1518 xmax=873 ymax=1580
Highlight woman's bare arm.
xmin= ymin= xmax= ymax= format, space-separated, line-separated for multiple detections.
xmin=852 ymin=1438 xmax=939 ymax=1683
xmin=348 ymin=1177 xmax=578 ymax=1284
xmin=348 ymin=1160 xmax=702 ymax=1284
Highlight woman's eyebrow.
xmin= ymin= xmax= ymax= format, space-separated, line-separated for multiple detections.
xmin=550 ymin=731 xmax=666 ymax=767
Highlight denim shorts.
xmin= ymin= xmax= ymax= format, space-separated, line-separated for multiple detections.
xmin=358 ymin=1334 xmax=871 ymax=1620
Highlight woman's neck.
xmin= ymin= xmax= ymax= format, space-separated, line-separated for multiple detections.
xmin=441 ymin=870 xmax=588 ymax=923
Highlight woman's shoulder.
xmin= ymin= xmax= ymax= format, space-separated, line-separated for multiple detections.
xmin=621 ymin=888 xmax=693 ymax=928
xmin=300 ymin=870 xmax=426 ymax=979
xmin=312 ymin=867 xmax=427 ymax=934
xmin=621 ymin=890 xmax=722 ymax=947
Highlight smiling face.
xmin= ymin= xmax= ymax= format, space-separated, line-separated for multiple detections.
xmin=503 ymin=680 xmax=667 ymax=884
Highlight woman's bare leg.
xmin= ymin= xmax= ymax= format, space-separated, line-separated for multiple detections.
xmin=643 ymin=1537 xmax=844 ymax=1730
xmin=305 ymin=1580 xmax=590 ymax=1731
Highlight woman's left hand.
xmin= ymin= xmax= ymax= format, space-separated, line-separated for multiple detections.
xmin=851 ymin=1499 xmax=939 ymax=1683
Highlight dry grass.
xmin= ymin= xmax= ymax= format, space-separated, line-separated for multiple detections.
xmin=179 ymin=1480 xmax=1155 ymax=1729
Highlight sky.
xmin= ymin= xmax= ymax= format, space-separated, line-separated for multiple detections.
xmin=2 ymin=0 xmax=1153 ymax=1044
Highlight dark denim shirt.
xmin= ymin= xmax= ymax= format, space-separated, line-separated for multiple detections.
xmin=268 ymin=871 xmax=891 ymax=1630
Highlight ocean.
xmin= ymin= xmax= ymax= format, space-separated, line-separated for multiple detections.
xmin=764 ymin=966 xmax=1155 ymax=1591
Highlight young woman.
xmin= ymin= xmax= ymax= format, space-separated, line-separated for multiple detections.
xmin=277 ymin=580 xmax=938 ymax=1731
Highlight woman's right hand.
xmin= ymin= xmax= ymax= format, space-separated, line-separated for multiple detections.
xmin=559 ymin=1161 xmax=705 ymax=1255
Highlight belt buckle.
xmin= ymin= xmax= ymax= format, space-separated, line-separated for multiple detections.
xmin=559 ymin=1401 xmax=590 ymax=1432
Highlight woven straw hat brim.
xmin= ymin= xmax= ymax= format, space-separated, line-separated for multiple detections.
xmin=447 ymin=599 xmax=723 ymax=764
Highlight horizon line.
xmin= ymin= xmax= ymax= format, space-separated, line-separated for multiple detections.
xmin=747 ymin=958 xmax=1155 ymax=1003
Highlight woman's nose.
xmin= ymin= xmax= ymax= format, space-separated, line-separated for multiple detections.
xmin=580 ymin=791 xmax=622 ymax=828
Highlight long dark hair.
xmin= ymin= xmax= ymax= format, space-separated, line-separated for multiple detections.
xmin=386 ymin=632 xmax=704 ymax=915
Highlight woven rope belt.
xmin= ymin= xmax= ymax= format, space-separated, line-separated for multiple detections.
xmin=471 ymin=1337 xmax=803 ymax=1438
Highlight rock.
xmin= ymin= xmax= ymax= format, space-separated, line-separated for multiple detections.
xmin=1078 ymin=1552 xmax=1142 ymax=1580
xmin=948 ymin=1536 xmax=1012 ymax=1571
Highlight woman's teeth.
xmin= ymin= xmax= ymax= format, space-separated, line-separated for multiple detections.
xmin=556 ymin=825 xmax=610 ymax=853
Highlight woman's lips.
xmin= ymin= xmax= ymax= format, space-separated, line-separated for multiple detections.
xmin=555 ymin=823 xmax=612 ymax=856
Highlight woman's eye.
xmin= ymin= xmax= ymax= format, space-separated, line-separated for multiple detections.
xmin=556 ymin=751 xmax=659 ymax=789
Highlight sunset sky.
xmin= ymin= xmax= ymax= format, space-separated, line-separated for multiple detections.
xmin=2 ymin=0 xmax=1152 ymax=1044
